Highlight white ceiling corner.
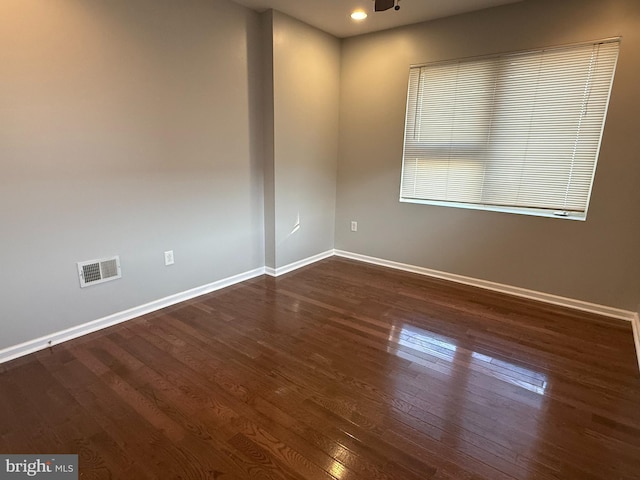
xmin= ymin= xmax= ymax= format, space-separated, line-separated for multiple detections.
xmin=231 ymin=0 xmax=523 ymax=38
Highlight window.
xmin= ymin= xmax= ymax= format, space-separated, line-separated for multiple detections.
xmin=400 ymin=39 xmax=620 ymax=220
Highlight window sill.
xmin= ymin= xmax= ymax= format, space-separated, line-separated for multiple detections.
xmin=399 ymin=197 xmax=587 ymax=221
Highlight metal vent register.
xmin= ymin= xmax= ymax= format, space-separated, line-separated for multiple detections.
xmin=77 ymin=256 xmax=121 ymax=288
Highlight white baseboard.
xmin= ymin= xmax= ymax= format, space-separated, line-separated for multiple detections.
xmin=0 ymin=249 xmax=335 ymax=365
xmin=2 ymin=247 xmax=637 ymax=368
xmin=0 ymin=266 xmax=265 ymax=365
xmin=334 ymin=250 xmax=636 ymax=322
xmin=265 ymin=249 xmax=334 ymax=277
xmin=632 ymin=313 xmax=640 ymax=372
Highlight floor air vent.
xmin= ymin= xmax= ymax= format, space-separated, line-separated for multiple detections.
xmin=77 ymin=256 xmax=121 ymax=288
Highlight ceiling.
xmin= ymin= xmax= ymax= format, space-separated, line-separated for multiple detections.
xmin=231 ymin=0 xmax=523 ymax=38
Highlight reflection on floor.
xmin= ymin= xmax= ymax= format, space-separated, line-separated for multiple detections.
xmin=388 ymin=323 xmax=547 ymax=395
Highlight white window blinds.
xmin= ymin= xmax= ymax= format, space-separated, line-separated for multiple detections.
xmin=400 ymin=39 xmax=620 ymax=220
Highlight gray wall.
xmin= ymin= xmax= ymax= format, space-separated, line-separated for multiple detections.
xmin=3 ymin=0 xmax=639 ymax=353
xmin=261 ymin=11 xmax=277 ymax=269
xmin=269 ymin=11 xmax=340 ymax=268
xmin=0 ymin=0 xmax=265 ymax=350
xmin=335 ymin=0 xmax=640 ymax=310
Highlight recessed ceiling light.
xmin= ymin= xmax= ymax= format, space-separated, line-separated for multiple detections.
xmin=351 ymin=10 xmax=368 ymax=21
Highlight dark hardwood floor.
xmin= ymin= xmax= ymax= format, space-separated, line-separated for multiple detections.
xmin=1 ymin=257 xmax=640 ymax=479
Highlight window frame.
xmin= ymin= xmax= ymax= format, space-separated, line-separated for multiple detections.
xmin=399 ymin=38 xmax=621 ymax=221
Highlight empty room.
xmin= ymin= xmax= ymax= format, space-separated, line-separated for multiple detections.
xmin=1 ymin=0 xmax=640 ymax=478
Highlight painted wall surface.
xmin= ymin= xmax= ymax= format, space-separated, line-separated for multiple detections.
xmin=335 ymin=0 xmax=640 ymax=310
xmin=3 ymin=0 xmax=639 ymax=355
xmin=270 ymin=11 xmax=340 ymax=268
xmin=0 ymin=0 xmax=265 ymax=349
xmin=261 ymin=11 xmax=276 ymax=269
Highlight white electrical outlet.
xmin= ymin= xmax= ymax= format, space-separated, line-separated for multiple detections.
xmin=164 ymin=250 xmax=175 ymax=266
xmin=350 ymin=221 xmax=358 ymax=232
